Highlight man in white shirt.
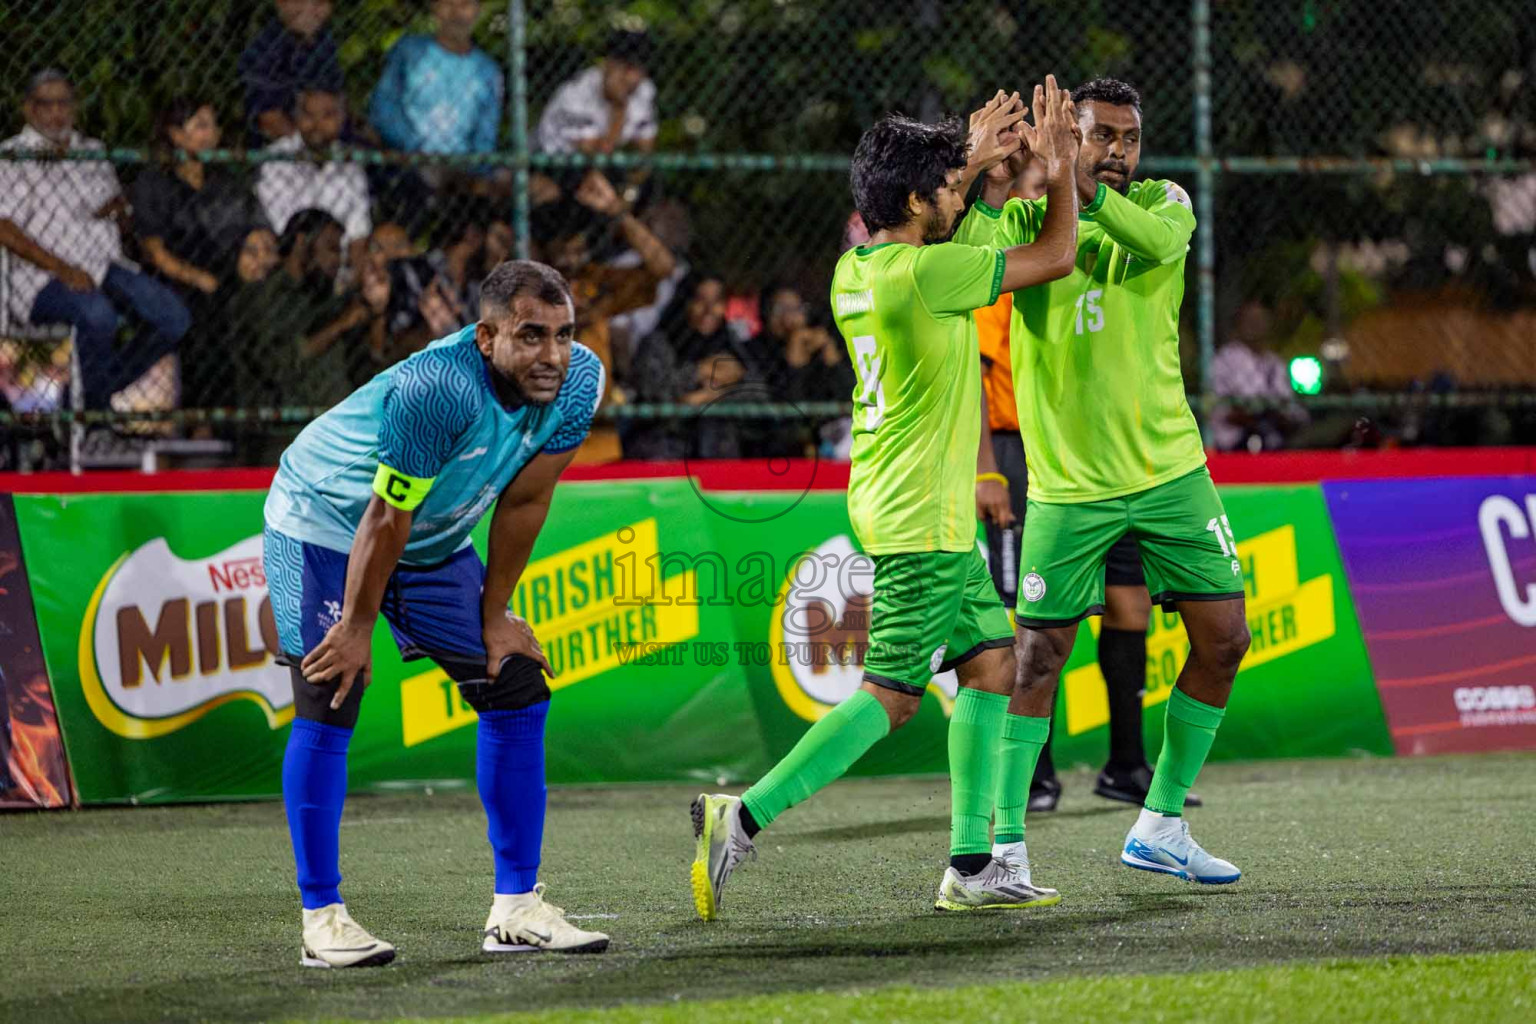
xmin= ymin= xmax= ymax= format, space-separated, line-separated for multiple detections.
xmin=535 ymin=31 xmax=657 ymax=156
xmin=256 ymin=88 xmax=371 ymax=274
xmin=1210 ymin=300 xmax=1307 ymax=451
xmin=0 ymin=70 xmax=190 ymax=408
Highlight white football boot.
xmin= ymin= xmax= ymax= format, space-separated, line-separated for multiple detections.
xmin=690 ymin=793 xmax=757 ymax=921
xmin=935 ymin=849 xmax=1061 ymax=912
xmin=483 ymin=883 xmax=610 ymax=953
xmin=1121 ymin=808 xmax=1241 ymax=884
xmin=300 ymin=903 xmax=396 ymax=968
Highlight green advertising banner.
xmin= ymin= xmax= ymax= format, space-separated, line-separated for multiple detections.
xmin=14 ymin=482 xmax=763 ymax=805
xmin=14 ymin=478 xmax=1391 ymax=805
xmin=706 ymin=484 xmax=1392 ymax=779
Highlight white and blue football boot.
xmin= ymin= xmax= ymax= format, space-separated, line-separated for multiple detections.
xmin=1120 ymin=809 xmax=1241 ymax=884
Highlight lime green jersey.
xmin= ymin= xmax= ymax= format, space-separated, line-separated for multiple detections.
xmin=830 ymin=213 xmax=1005 ymax=553
xmin=966 ymin=180 xmax=1206 ymax=504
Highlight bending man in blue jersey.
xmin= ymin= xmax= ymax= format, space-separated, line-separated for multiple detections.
xmin=262 ymin=260 xmax=609 ymax=968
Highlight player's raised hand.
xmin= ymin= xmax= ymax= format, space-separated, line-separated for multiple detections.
xmin=301 ymin=619 xmax=374 ymax=711
xmin=484 ymin=608 xmax=554 ymax=679
xmin=967 ymin=90 xmax=1025 ymax=176
xmin=1035 ymin=75 xmax=1079 ymax=170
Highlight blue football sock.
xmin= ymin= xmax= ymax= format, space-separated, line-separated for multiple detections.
xmin=282 ymin=718 xmax=352 ymax=909
xmin=476 ymin=702 xmax=549 ymax=895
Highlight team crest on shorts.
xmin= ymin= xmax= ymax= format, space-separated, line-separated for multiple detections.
xmin=929 ymin=644 xmax=948 ymax=674
xmin=1021 ymin=572 xmax=1047 ymax=603
xmin=319 ymin=599 xmax=343 ymax=630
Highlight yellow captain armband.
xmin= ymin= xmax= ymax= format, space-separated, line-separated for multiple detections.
xmin=372 ymin=463 xmax=434 ymax=511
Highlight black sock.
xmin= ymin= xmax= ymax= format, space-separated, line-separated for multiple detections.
xmin=738 ymin=803 xmax=761 ymax=839
xmin=950 ymin=852 xmax=992 ymax=875
xmin=1100 ymin=627 xmax=1148 ymax=769
xmin=1031 ymin=730 xmax=1056 ymax=784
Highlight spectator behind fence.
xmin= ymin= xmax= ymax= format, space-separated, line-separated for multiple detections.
xmin=758 ymin=283 xmax=853 ymax=403
xmin=537 ymin=30 xmax=657 ymax=156
xmin=262 ymin=208 xmax=353 ymax=407
xmin=1210 ymin=300 xmax=1308 ymax=452
xmin=238 ymin=0 xmax=344 ymax=147
xmin=257 ymin=88 xmax=371 ymax=276
xmin=0 ymin=70 xmax=190 ymax=409
xmin=626 ymin=273 xmax=757 ymax=458
xmin=340 ymin=215 xmax=483 ymax=371
xmin=200 ymin=224 xmax=281 ymax=407
xmin=535 ymin=172 xmax=677 ymax=462
xmin=754 ymin=282 xmax=852 ymax=457
xmin=369 ymin=0 xmax=502 ymax=157
xmin=132 ymin=98 xmax=265 ymax=296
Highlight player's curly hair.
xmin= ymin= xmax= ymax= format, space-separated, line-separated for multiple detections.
xmin=1071 ymin=78 xmax=1142 ymax=113
xmin=850 ymin=114 xmax=968 ymax=234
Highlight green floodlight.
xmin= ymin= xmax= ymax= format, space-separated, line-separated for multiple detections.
xmin=1289 ymin=355 xmax=1324 ymax=395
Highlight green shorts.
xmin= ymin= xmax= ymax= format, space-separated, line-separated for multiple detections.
xmin=1015 ymin=467 xmax=1245 ymax=628
xmin=863 ymin=547 xmax=1015 ymax=695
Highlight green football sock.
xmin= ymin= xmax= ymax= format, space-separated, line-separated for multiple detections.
xmin=948 ymin=688 xmax=1010 ymax=856
xmin=741 ymin=689 xmax=891 ymax=830
xmin=993 ymin=713 xmax=1051 ymax=844
xmin=1144 ymin=687 xmax=1227 ymax=816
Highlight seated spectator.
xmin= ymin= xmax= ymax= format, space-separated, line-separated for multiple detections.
xmin=256 ymin=88 xmax=371 ymax=275
xmin=336 ymin=212 xmax=490 ymax=371
xmin=189 ymin=224 xmax=279 ymax=407
xmin=0 ymin=70 xmax=190 ymax=409
xmin=607 ymin=197 xmax=693 ymax=373
xmin=422 ymin=204 xmax=492 ymax=326
xmin=132 ymin=98 xmax=265 ymax=297
xmin=238 ymin=0 xmax=344 ymax=147
xmin=1210 ymin=300 xmax=1308 ymax=451
xmin=758 ymin=283 xmax=852 ymax=402
xmin=755 ymin=283 xmax=853 ymax=456
xmin=535 ymin=30 xmax=658 ymax=213
xmin=627 ymin=273 xmax=757 ymax=458
xmin=537 ymin=30 xmax=657 ymax=156
xmin=269 ymin=208 xmax=352 ymax=405
xmin=534 ymin=172 xmax=677 ymax=462
xmin=369 ymin=0 xmax=502 ymax=156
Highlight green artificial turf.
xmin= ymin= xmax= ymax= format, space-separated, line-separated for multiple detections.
xmin=1 ymin=753 xmax=1532 ymax=1023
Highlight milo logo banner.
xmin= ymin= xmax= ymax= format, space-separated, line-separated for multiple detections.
xmin=13 ymin=479 xmax=1393 ymax=805
xmin=80 ymin=536 xmax=291 ymax=739
xmin=13 ymin=482 xmax=758 ymax=804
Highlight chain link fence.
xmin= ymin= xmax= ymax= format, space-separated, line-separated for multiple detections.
xmin=1 ymin=0 xmax=1534 ymax=469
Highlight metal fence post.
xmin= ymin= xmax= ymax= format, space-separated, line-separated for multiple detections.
xmin=1192 ymin=0 xmax=1216 ymax=438
xmin=509 ymin=0 xmax=531 ymax=259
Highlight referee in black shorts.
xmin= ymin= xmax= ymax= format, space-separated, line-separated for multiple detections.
xmin=976 ymin=302 xmax=1200 ymax=812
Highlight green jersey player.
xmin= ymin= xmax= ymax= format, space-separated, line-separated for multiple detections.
xmin=691 ymin=80 xmax=1084 ymax=918
xmin=966 ymin=78 xmax=1250 ymax=889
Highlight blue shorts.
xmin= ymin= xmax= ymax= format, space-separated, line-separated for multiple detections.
xmin=263 ymin=526 xmax=487 ymax=672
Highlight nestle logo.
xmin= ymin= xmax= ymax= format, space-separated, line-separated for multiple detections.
xmin=208 ymin=556 xmax=267 ymax=594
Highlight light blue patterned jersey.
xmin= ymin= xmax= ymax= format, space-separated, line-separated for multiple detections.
xmin=265 ymin=326 xmax=603 ymax=565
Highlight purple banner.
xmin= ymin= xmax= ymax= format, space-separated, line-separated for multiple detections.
xmin=1324 ymin=476 xmax=1536 ymax=756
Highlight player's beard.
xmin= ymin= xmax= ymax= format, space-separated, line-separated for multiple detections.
xmin=489 ymin=364 xmax=560 ymax=409
xmin=922 ymin=204 xmax=955 ymax=245
xmin=1094 ymin=159 xmax=1132 ymax=195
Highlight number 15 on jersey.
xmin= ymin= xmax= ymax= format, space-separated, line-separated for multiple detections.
xmin=1074 ymin=289 xmax=1104 ymax=335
